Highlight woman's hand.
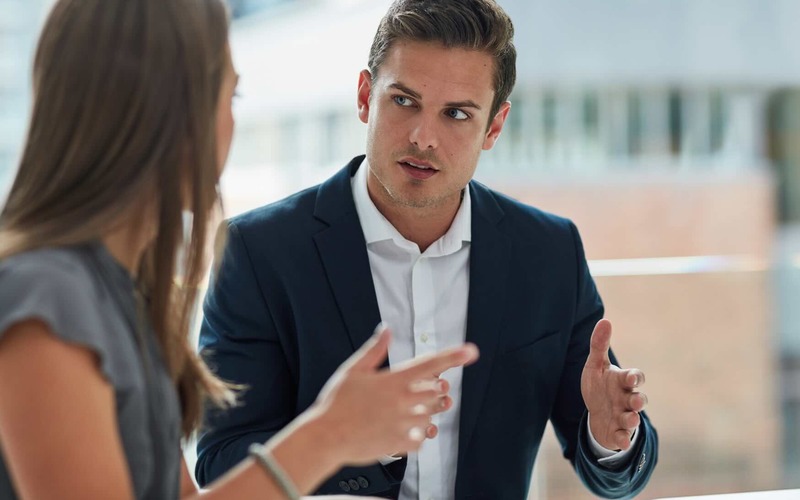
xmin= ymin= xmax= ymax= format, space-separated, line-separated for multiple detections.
xmin=308 ymin=324 xmax=479 ymax=466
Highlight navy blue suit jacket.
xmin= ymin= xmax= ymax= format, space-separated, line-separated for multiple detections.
xmin=196 ymin=156 xmax=658 ymax=499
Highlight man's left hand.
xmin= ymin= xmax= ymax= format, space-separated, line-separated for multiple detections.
xmin=580 ymin=319 xmax=648 ymax=451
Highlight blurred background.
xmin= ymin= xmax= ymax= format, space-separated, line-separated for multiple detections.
xmin=2 ymin=0 xmax=800 ymax=498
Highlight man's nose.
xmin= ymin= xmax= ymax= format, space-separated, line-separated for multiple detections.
xmin=408 ymin=114 xmax=439 ymax=150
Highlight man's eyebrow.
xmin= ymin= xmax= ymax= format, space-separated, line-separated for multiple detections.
xmin=445 ymin=100 xmax=481 ymax=110
xmin=388 ymin=82 xmax=482 ymax=110
xmin=389 ymin=82 xmax=422 ymax=100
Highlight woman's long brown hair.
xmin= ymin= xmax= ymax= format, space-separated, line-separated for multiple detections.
xmin=0 ymin=0 xmax=234 ymax=437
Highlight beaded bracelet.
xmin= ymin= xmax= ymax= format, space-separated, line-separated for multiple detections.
xmin=248 ymin=443 xmax=301 ymax=500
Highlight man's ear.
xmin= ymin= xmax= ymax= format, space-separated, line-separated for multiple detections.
xmin=482 ymin=101 xmax=512 ymax=151
xmin=357 ymin=69 xmax=373 ymax=124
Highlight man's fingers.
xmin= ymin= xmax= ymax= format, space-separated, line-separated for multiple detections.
xmin=586 ymin=319 xmax=612 ymax=369
xmin=614 ymin=429 xmax=632 ymax=451
xmin=351 ymin=324 xmax=392 ymax=371
xmin=619 ymin=411 xmax=641 ymax=431
xmin=620 ymin=369 xmax=645 ymax=389
xmin=394 ymin=343 xmax=479 ymax=382
xmin=627 ymin=392 xmax=648 ymax=412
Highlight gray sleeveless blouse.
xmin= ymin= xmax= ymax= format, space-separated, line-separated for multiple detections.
xmin=0 ymin=243 xmax=181 ymax=499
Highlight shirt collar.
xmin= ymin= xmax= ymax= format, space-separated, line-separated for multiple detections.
xmin=351 ymin=158 xmax=472 ymax=254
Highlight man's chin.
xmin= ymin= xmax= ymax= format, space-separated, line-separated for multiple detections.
xmin=392 ymin=194 xmax=445 ymax=210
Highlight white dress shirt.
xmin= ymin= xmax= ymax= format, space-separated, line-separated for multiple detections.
xmin=351 ymin=160 xmax=637 ymax=500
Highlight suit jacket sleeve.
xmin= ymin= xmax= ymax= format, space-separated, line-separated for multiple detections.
xmin=549 ymin=221 xmax=658 ymax=499
xmin=194 ymin=221 xmax=403 ymax=496
xmin=194 ymin=221 xmax=298 ymax=486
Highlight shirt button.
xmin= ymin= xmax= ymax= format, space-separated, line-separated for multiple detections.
xmin=420 ymin=333 xmax=429 ymax=343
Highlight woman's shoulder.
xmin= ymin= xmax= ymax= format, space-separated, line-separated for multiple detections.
xmin=0 ymin=245 xmax=97 ymax=285
xmin=0 ymin=244 xmax=132 ymax=386
xmin=0 ymin=244 xmax=110 ymax=340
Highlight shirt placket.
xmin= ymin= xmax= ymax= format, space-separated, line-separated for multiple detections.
xmin=412 ymin=254 xmax=442 ymax=500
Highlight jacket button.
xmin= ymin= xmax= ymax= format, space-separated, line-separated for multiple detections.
xmin=338 ymin=480 xmax=351 ymax=492
xmin=357 ymin=476 xmax=370 ymax=488
xmin=348 ymin=479 xmax=360 ymax=491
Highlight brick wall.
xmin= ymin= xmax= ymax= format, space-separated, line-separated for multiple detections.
xmin=492 ymin=171 xmax=781 ymax=499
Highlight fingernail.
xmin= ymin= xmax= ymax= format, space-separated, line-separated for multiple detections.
xmin=426 ymin=425 xmax=438 ymax=439
xmin=440 ymin=398 xmax=448 ymax=409
xmin=437 ymin=380 xmax=447 ymax=392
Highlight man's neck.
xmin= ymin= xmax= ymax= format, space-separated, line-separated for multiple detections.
xmin=366 ymin=180 xmax=462 ymax=253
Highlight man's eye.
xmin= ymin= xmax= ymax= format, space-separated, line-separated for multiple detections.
xmin=394 ymin=96 xmax=414 ymax=107
xmin=447 ymin=108 xmax=469 ymax=120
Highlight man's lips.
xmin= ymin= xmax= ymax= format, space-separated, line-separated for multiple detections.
xmin=397 ymin=156 xmax=440 ymax=180
xmin=398 ymin=157 xmax=438 ymax=171
xmin=397 ymin=159 xmax=439 ymax=180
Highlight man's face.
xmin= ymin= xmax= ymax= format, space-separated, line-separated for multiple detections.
xmin=358 ymin=40 xmax=510 ymax=211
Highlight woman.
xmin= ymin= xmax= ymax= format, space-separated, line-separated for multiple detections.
xmin=0 ymin=0 xmax=478 ymax=498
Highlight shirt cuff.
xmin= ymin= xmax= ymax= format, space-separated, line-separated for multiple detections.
xmin=586 ymin=413 xmax=640 ymax=466
xmin=378 ymin=454 xmax=403 ymax=466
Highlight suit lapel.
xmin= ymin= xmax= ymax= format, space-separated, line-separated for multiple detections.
xmin=312 ymin=156 xmax=383 ymax=354
xmin=312 ymin=163 xmax=514 ymax=463
xmin=457 ymin=181 xmax=511 ymax=475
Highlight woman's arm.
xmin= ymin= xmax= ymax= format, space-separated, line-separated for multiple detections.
xmin=0 ymin=320 xmax=135 ymax=500
xmin=181 ymin=457 xmax=387 ymax=500
xmin=0 ymin=318 xmax=337 ymax=500
xmin=180 ymin=458 xmax=198 ymax=496
xmin=1 ymin=321 xmax=475 ymax=499
xmin=185 ymin=328 xmax=478 ymax=499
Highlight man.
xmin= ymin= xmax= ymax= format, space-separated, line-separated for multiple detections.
xmin=196 ymin=0 xmax=658 ymax=498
